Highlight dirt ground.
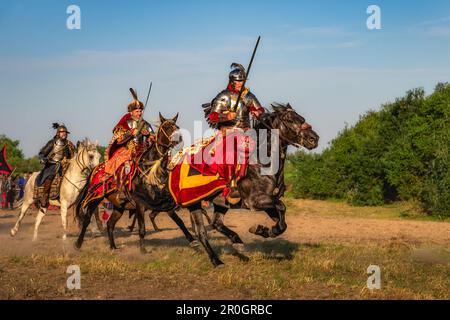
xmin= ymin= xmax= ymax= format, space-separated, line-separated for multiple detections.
xmin=0 ymin=199 xmax=449 ymax=299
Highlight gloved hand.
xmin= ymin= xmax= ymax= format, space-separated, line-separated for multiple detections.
xmin=39 ymin=157 xmax=48 ymax=164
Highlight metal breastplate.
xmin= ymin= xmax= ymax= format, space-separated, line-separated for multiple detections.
xmin=127 ymin=118 xmax=147 ymax=144
xmin=235 ymin=94 xmax=251 ymax=128
xmin=229 ymin=91 xmax=250 ymax=128
xmin=211 ymin=90 xmax=251 ymax=128
xmin=49 ymin=139 xmax=66 ymax=162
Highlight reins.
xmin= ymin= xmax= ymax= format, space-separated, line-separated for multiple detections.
xmin=256 ymin=113 xmax=304 ymax=148
xmin=63 ymin=145 xmax=96 ymax=191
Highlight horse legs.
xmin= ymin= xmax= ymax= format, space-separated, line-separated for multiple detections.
xmin=149 ymin=210 xmax=161 ymax=232
xmin=93 ymin=207 xmax=105 ymax=233
xmin=250 ymin=200 xmax=287 ymax=239
xmin=189 ymin=204 xmax=224 ymax=267
xmin=211 ymin=204 xmax=245 ymax=251
xmin=135 ymin=204 xmax=147 ymax=254
xmin=106 ymin=209 xmax=124 ymax=250
xmin=202 ymin=209 xmax=212 ymax=225
xmin=166 ymin=210 xmax=198 ymax=247
xmin=128 ymin=210 xmax=137 ymax=232
xmin=10 ymin=196 xmax=33 ymax=237
xmin=74 ymin=202 xmax=98 ymax=250
xmin=32 ymin=207 xmax=48 ymax=241
xmin=60 ymin=199 xmax=69 ymax=241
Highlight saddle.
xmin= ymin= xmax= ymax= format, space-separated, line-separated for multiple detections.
xmin=33 ymin=161 xmax=70 ymax=201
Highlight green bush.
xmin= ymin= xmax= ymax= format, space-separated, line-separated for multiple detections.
xmin=288 ymin=83 xmax=450 ymax=217
xmin=0 ymin=135 xmax=42 ymax=175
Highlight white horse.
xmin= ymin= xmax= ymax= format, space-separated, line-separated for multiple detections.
xmin=10 ymin=139 xmax=102 ymax=241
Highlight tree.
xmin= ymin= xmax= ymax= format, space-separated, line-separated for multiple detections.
xmin=0 ymin=135 xmax=43 ymax=175
xmin=287 ymin=83 xmax=450 ymax=217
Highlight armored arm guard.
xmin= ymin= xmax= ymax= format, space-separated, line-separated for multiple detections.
xmin=138 ymin=120 xmax=153 ymax=136
xmin=209 ymin=91 xmax=236 ymax=124
xmin=247 ymin=92 xmax=265 ymax=118
xmin=38 ymin=139 xmax=54 ymax=161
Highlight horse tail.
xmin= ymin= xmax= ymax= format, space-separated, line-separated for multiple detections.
xmin=147 ymin=159 xmax=164 ymax=189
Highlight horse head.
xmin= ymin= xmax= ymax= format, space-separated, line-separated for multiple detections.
xmin=262 ymin=103 xmax=319 ymax=150
xmin=76 ymin=138 xmax=101 ymax=172
xmin=157 ymin=112 xmax=181 ymax=152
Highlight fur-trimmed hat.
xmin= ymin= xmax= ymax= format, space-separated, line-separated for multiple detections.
xmin=127 ymin=88 xmax=144 ymax=112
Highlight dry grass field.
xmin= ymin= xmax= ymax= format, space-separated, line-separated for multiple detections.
xmin=0 ymin=199 xmax=449 ymax=299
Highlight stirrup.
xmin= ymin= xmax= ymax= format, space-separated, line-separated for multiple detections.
xmin=226 ymin=188 xmax=241 ymax=205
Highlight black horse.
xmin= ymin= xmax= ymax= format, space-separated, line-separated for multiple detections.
xmin=185 ymin=103 xmax=319 ymax=266
xmin=74 ymin=113 xmax=197 ymax=253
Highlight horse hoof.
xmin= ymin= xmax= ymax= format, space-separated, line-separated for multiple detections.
xmin=215 ymin=262 xmax=225 ymax=269
xmin=189 ymin=240 xmax=200 ymax=248
xmin=140 ymin=247 xmax=147 ymax=254
xmin=232 ymin=243 xmax=246 ymax=253
xmin=32 ymin=236 xmax=38 ymax=242
xmin=110 ymin=246 xmax=119 ymax=251
xmin=10 ymin=229 xmax=17 ymax=237
xmin=249 ymin=225 xmax=258 ymax=234
xmin=73 ymin=242 xmax=81 ymax=251
xmin=62 ymin=235 xmax=67 ymax=241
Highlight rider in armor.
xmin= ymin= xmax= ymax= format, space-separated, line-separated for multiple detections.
xmin=205 ymin=63 xmax=265 ymax=203
xmin=35 ymin=124 xmax=75 ymax=208
xmin=103 ymin=88 xmax=155 ymax=186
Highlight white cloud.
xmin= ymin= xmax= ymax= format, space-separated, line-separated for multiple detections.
xmin=0 ymin=47 xmax=447 ymax=157
xmin=423 ymin=26 xmax=450 ymax=37
xmin=419 ymin=16 xmax=450 ymax=26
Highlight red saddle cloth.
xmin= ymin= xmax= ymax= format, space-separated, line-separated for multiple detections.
xmin=169 ymin=159 xmax=228 ymax=206
xmin=168 ymin=130 xmax=253 ymax=206
xmin=82 ymin=161 xmax=137 ymax=208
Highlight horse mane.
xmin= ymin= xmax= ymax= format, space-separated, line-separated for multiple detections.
xmin=253 ymin=102 xmax=290 ymax=128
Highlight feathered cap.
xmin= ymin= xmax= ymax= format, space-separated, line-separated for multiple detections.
xmin=229 ymin=63 xmax=246 ymax=82
xmin=127 ymin=88 xmax=144 ymax=112
xmin=52 ymin=123 xmax=70 ymax=134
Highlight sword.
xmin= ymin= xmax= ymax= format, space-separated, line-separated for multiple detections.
xmin=233 ymin=36 xmax=261 ymax=112
xmin=136 ymin=82 xmax=153 ymax=132
xmin=144 ymin=82 xmax=152 ymax=111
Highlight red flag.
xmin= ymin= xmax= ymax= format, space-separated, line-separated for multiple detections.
xmin=0 ymin=145 xmax=13 ymax=175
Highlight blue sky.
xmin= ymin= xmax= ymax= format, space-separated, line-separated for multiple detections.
xmin=1 ymin=0 xmax=450 ymax=157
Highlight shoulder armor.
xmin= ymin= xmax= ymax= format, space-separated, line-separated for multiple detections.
xmin=211 ymin=90 xmax=232 ymax=113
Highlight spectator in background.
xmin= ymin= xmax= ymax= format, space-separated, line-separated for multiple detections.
xmin=17 ymin=175 xmax=26 ymax=200
xmin=0 ymin=174 xmax=6 ymax=209
xmin=5 ymin=176 xmax=15 ymax=210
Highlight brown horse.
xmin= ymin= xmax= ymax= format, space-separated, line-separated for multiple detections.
xmin=73 ymin=113 xmax=197 ymax=253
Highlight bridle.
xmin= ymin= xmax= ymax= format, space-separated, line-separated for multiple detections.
xmin=155 ymin=119 xmax=178 ymax=157
xmin=137 ymin=119 xmax=178 ymax=185
xmin=63 ymin=144 xmax=97 ymax=191
xmin=257 ymin=110 xmax=306 ymax=148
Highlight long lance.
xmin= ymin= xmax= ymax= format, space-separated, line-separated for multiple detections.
xmin=232 ymin=36 xmax=261 ymax=112
xmin=136 ymin=82 xmax=152 ymax=131
xmin=8 ymin=168 xmax=16 ymax=178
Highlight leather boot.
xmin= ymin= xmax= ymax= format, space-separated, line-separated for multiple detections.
xmin=226 ymin=177 xmax=241 ymax=205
